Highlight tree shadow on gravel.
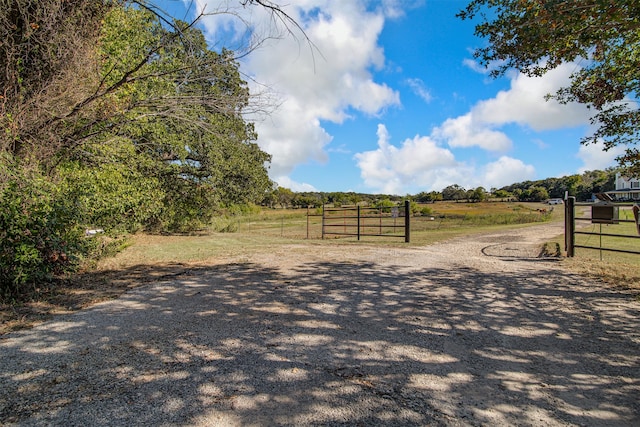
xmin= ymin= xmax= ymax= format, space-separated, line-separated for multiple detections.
xmin=1 ymin=260 xmax=639 ymax=426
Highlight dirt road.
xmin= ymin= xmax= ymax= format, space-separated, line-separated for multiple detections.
xmin=1 ymin=222 xmax=639 ymax=426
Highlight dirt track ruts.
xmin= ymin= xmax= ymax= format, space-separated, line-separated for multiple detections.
xmin=1 ymin=222 xmax=639 ymax=426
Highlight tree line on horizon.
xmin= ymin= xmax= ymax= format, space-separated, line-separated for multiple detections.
xmin=269 ymin=168 xmax=619 ymax=208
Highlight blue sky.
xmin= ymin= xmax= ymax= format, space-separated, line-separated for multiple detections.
xmin=158 ymin=0 xmax=625 ymax=194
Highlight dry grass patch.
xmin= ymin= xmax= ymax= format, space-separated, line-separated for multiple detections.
xmin=561 ymin=257 xmax=640 ymax=293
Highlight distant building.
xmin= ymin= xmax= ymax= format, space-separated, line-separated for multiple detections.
xmin=606 ymin=173 xmax=640 ymax=201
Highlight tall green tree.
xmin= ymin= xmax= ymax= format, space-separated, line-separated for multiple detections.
xmin=524 ymin=186 xmax=550 ymax=202
xmin=0 ymin=0 xmax=280 ymax=291
xmin=459 ymin=1 xmax=640 ymax=175
xmin=68 ymin=6 xmax=273 ymax=231
xmin=442 ymin=184 xmax=466 ymax=201
xmin=470 ymin=186 xmax=487 ymax=202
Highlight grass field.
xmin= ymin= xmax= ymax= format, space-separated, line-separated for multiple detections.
xmin=97 ymin=201 xmax=640 ymax=270
xmin=99 ymin=201 xmax=560 ymax=269
xmin=95 ymin=200 xmax=640 ymax=293
xmin=142 ymin=200 xmax=640 ymax=277
xmin=563 ymin=205 xmax=640 ymax=264
xmin=217 ymin=201 xmax=559 ymax=242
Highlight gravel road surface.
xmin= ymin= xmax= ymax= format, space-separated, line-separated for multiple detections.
xmin=1 ymin=222 xmax=639 ymax=426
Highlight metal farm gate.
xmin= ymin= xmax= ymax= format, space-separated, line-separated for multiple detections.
xmin=565 ymin=196 xmax=640 ymax=258
xmin=322 ymin=200 xmax=411 ymax=242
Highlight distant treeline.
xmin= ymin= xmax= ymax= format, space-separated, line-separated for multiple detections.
xmin=267 ymin=169 xmax=619 ymax=208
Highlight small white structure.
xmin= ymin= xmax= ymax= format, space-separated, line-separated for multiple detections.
xmin=85 ymin=228 xmax=105 ymax=237
xmin=606 ymin=173 xmax=640 ymax=201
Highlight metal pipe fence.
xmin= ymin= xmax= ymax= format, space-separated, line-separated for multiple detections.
xmin=565 ymin=196 xmax=640 ymax=258
xmin=322 ymin=200 xmax=410 ymax=242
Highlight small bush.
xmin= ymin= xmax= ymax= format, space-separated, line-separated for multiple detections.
xmin=0 ymin=176 xmax=84 ymax=298
xmin=211 ymin=217 xmax=239 ymax=233
xmin=80 ymin=234 xmax=132 ymax=269
xmin=420 ymin=206 xmax=434 ymax=216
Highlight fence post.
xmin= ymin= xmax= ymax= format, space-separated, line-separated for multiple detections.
xmin=321 ymin=204 xmax=325 ymax=240
xmin=358 ymin=205 xmax=360 ymax=240
xmin=405 ymin=200 xmax=411 ymax=243
xmin=565 ymin=196 xmax=575 ymax=257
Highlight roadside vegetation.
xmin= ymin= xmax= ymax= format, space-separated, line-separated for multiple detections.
xmin=1 ymin=1 xmax=276 ymax=298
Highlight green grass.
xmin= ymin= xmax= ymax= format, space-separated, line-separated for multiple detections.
xmin=97 ymin=233 xmax=300 ymax=270
xmin=559 ymin=205 xmax=640 ymax=265
xmin=98 ymin=201 xmax=639 ymax=291
xmin=233 ymin=201 xmax=559 ymax=243
xmin=99 ymin=201 xmax=560 ymax=268
xmin=546 ymin=204 xmax=640 ymax=289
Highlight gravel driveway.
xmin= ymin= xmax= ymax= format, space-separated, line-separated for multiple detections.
xmin=1 ymin=222 xmax=639 ymax=426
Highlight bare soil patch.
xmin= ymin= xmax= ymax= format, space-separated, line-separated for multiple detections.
xmin=1 ymin=222 xmax=639 ymax=426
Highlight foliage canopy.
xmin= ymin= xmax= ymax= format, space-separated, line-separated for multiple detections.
xmin=459 ymin=0 xmax=640 ymax=175
xmin=0 ymin=0 xmax=274 ymax=294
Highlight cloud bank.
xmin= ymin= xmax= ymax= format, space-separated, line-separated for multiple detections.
xmin=192 ymin=1 xmax=617 ymax=194
xmin=195 ymin=1 xmax=401 ymax=185
xmin=355 ymin=62 xmax=599 ymax=193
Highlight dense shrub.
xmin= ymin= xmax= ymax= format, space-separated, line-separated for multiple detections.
xmin=420 ymin=206 xmax=434 ymax=216
xmin=0 ymin=174 xmax=85 ymax=297
xmin=225 ymin=203 xmax=262 ymax=216
xmin=59 ymin=160 xmax=164 ymax=234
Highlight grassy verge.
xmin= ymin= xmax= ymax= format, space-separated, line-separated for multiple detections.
xmin=224 ymin=201 xmax=558 ymax=243
xmin=548 ymin=205 xmax=640 ymax=292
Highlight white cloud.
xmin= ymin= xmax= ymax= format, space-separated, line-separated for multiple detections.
xmin=354 ymin=125 xmax=537 ymax=193
xmin=481 ymin=156 xmax=536 ymax=189
xmin=434 ymin=113 xmax=512 ymax=152
xmin=377 ymin=0 xmax=412 ymax=19
xmin=433 ymin=62 xmax=594 ymax=155
xmin=274 ymin=175 xmax=318 ymax=192
xmin=462 ymin=57 xmax=508 ymax=77
xmin=251 ymin=99 xmax=332 ymax=178
xmin=196 ymin=1 xmax=401 ymax=185
xmin=577 ymin=140 xmax=627 ymax=173
xmin=462 ymin=58 xmax=488 ymax=74
xmin=405 ymin=78 xmax=432 ymax=103
xmin=532 ymin=138 xmax=550 ymax=149
xmin=473 ymin=63 xmax=593 ymax=131
xmin=355 ymin=124 xmax=467 ymax=194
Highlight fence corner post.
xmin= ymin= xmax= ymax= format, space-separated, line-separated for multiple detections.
xmin=321 ymin=204 xmax=325 ymax=240
xmin=405 ymin=200 xmax=411 ymax=243
xmin=306 ymin=206 xmax=310 ymax=240
xmin=357 ymin=205 xmax=361 ymax=241
xmin=565 ymin=196 xmax=575 ymax=257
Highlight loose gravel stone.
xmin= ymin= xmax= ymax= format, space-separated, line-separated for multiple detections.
xmin=1 ymin=222 xmax=639 ymax=426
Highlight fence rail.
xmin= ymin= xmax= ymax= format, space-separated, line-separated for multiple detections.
xmin=322 ymin=201 xmax=410 ymax=242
